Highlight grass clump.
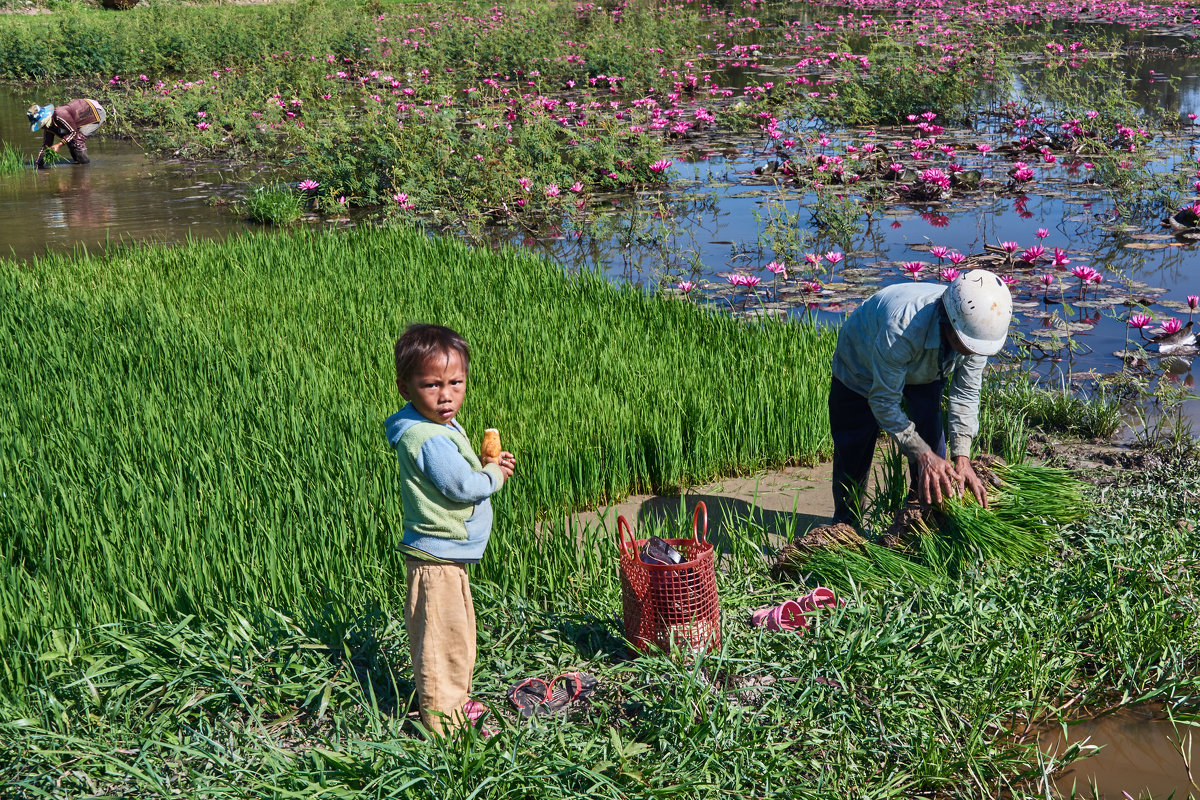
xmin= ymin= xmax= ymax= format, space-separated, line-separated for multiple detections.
xmin=0 ymin=141 xmax=25 ymax=175
xmin=982 ymin=373 xmax=1124 ymax=442
xmin=240 ymin=184 xmax=306 ymax=225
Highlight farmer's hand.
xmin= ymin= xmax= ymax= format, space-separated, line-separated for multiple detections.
xmin=916 ymin=451 xmax=961 ymax=506
xmin=485 ymin=450 xmax=516 ymax=479
xmin=954 ymin=456 xmax=989 ymax=507
xmin=51 ymin=142 xmax=63 ymax=153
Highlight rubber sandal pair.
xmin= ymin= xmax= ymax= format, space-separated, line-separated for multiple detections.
xmin=750 ymin=586 xmax=844 ymax=633
xmin=508 ymin=671 xmax=597 ymax=718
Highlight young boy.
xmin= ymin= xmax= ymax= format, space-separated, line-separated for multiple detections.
xmin=384 ymin=324 xmax=515 ymax=736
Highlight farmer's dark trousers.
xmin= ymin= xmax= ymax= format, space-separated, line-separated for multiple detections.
xmin=829 ymin=376 xmax=945 ymax=528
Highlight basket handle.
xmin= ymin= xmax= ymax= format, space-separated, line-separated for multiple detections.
xmin=692 ymin=501 xmax=708 ymax=545
xmin=617 ymin=515 xmax=637 ymax=558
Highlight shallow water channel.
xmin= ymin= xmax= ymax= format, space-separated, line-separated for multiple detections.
xmin=1038 ymin=706 xmax=1197 ymax=799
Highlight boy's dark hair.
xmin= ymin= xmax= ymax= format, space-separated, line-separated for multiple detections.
xmin=394 ymin=324 xmax=470 ymax=384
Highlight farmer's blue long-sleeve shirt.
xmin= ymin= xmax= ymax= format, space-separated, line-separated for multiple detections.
xmin=831 ymin=282 xmax=986 ymax=460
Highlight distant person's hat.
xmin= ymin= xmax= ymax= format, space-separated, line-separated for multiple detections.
xmin=27 ymin=104 xmax=54 ymax=132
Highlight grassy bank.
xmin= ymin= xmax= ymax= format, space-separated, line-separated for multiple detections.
xmin=3 ymin=468 xmax=1197 ymax=798
xmin=0 ymin=224 xmax=836 ymax=703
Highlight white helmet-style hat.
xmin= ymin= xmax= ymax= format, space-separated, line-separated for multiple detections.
xmin=943 ymin=269 xmax=1012 ymax=356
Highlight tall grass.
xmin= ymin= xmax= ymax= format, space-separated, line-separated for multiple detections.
xmin=0 ymin=141 xmax=25 ymax=174
xmin=802 ymin=465 xmax=1087 ymax=588
xmin=0 ymin=225 xmax=836 ymax=700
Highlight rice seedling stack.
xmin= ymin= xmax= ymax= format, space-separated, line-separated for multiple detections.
xmin=913 ymin=463 xmax=1085 ymax=576
xmin=780 ymin=464 xmax=1087 ymax=588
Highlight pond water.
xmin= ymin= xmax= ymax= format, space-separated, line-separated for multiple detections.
xmin=1037 ymin=706 xmax=1198 ymax=799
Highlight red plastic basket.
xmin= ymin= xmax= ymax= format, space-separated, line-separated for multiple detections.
xmin=618 ymin=502 xmax=720 ymax=655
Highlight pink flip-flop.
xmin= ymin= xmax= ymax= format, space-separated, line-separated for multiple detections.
xmin=797 ymin=586 xmax=844 ymax=613
xmin=463 ymin=699 xmax=496 ymax=737
xmin=750 ymin=600 xmax=808 ymax=632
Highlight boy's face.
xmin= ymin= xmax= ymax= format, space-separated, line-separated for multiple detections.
xmin=397 ymin=350 xmax=467 ymax=425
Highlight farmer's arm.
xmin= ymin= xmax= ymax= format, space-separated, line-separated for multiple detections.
xmin=946 ymin=354 xmax=989 ymax=505
xmin=417 ymin=435 xmax=505 ymax=503
xmin=35 ymin=128 xmax=55 ymax=168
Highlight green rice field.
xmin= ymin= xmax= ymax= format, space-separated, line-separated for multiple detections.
xmin=0 ymin=224 xmax=835 ymax=698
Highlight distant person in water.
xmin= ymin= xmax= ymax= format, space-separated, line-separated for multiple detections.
xmin=27 ymin=99 xmax=107 ymax=168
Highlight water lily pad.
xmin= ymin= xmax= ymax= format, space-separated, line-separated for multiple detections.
xmin=1124 ymin=241 xmax=1170 ymax=250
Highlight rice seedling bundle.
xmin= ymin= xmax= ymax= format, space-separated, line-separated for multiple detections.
xmin=913 ymin=463 xmax=1085 ymax=576
xmin=790 ymin=464 xmax=1085 ymax=588
xmin=0 ymin=141 xmax=26 ymax=174
xmin=0 ymin=225 xmax=836 ymax=700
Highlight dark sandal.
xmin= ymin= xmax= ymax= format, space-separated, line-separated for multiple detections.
xmin=543 ymin=672 xmax=597 ymax=713
xmin=507 ymin=677 xmax=550 ymax=718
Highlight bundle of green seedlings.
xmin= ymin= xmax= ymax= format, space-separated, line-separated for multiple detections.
xmin=799 ymin=464 xmax=1086 ymax=589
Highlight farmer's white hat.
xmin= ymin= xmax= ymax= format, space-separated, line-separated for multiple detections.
xmin=943 ymin=269 xmax=1013 ymax=356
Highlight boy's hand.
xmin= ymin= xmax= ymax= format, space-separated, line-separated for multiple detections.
xmin=484 ymin=450 xmax=516 ymax=479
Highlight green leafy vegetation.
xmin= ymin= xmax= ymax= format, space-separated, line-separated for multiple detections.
xmin=2 ymin=469 xmax=1197 ymax=797
xmin=0 ymin=224 xmax=836 ymax=703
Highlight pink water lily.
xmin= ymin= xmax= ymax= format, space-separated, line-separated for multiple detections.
xmin=545 ymin=184 xmax=560 ymax=198
xmin=1052 ymin=248 xmax=1071 ymax=267
xmin=939 ymin=268 xmax=961 ymax=282
xmin=649 ymin=159 xmax=673 ymax=173
xmin=765 ymin=261 xmax=786 ymax=276
xmin=1160 ymin=318 xmax=1183 ymax=334
xmin=1001 ymin=241 xmax=1019 ymax=254
xmin=1035 ymin=228 xmax=1049 ymax=239
xmin=1040 ymin=273 xmax=1055 ymax=287
xmin=824 ymin=252 xmax=843 ymax=265
xmin=1128 ymin=314 xmax=1153 ymax=329
xmin=1020 ymin=245 xmax=1045 ymax=263
xmin=677 ymin=281 xmax=695 ymax=293
xmin=1188 ymin=295 xmax=1198 ymax=310
xmin=929 ymin=245 xmax=950 ymax=261
xmin=801 ymin=280 xmax=822 ymax=293
xmin=298 ymin=179 xmax=320 ymax=191
xmin=903 ymin=261 xmax=926 ymax=279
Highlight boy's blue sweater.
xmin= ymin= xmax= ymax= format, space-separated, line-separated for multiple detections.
xmin=384 ymin=404 xmax=504 ymax=563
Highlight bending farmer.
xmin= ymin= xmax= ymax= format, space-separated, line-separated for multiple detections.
xmin=27 ymin=99 xmax=106 ymax=168
xmin=829 ymin=269 xmax=1013 ymax=527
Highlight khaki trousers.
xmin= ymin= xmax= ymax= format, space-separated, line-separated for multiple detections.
xmin=404 ymin=559 xmax=476 ymax=736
